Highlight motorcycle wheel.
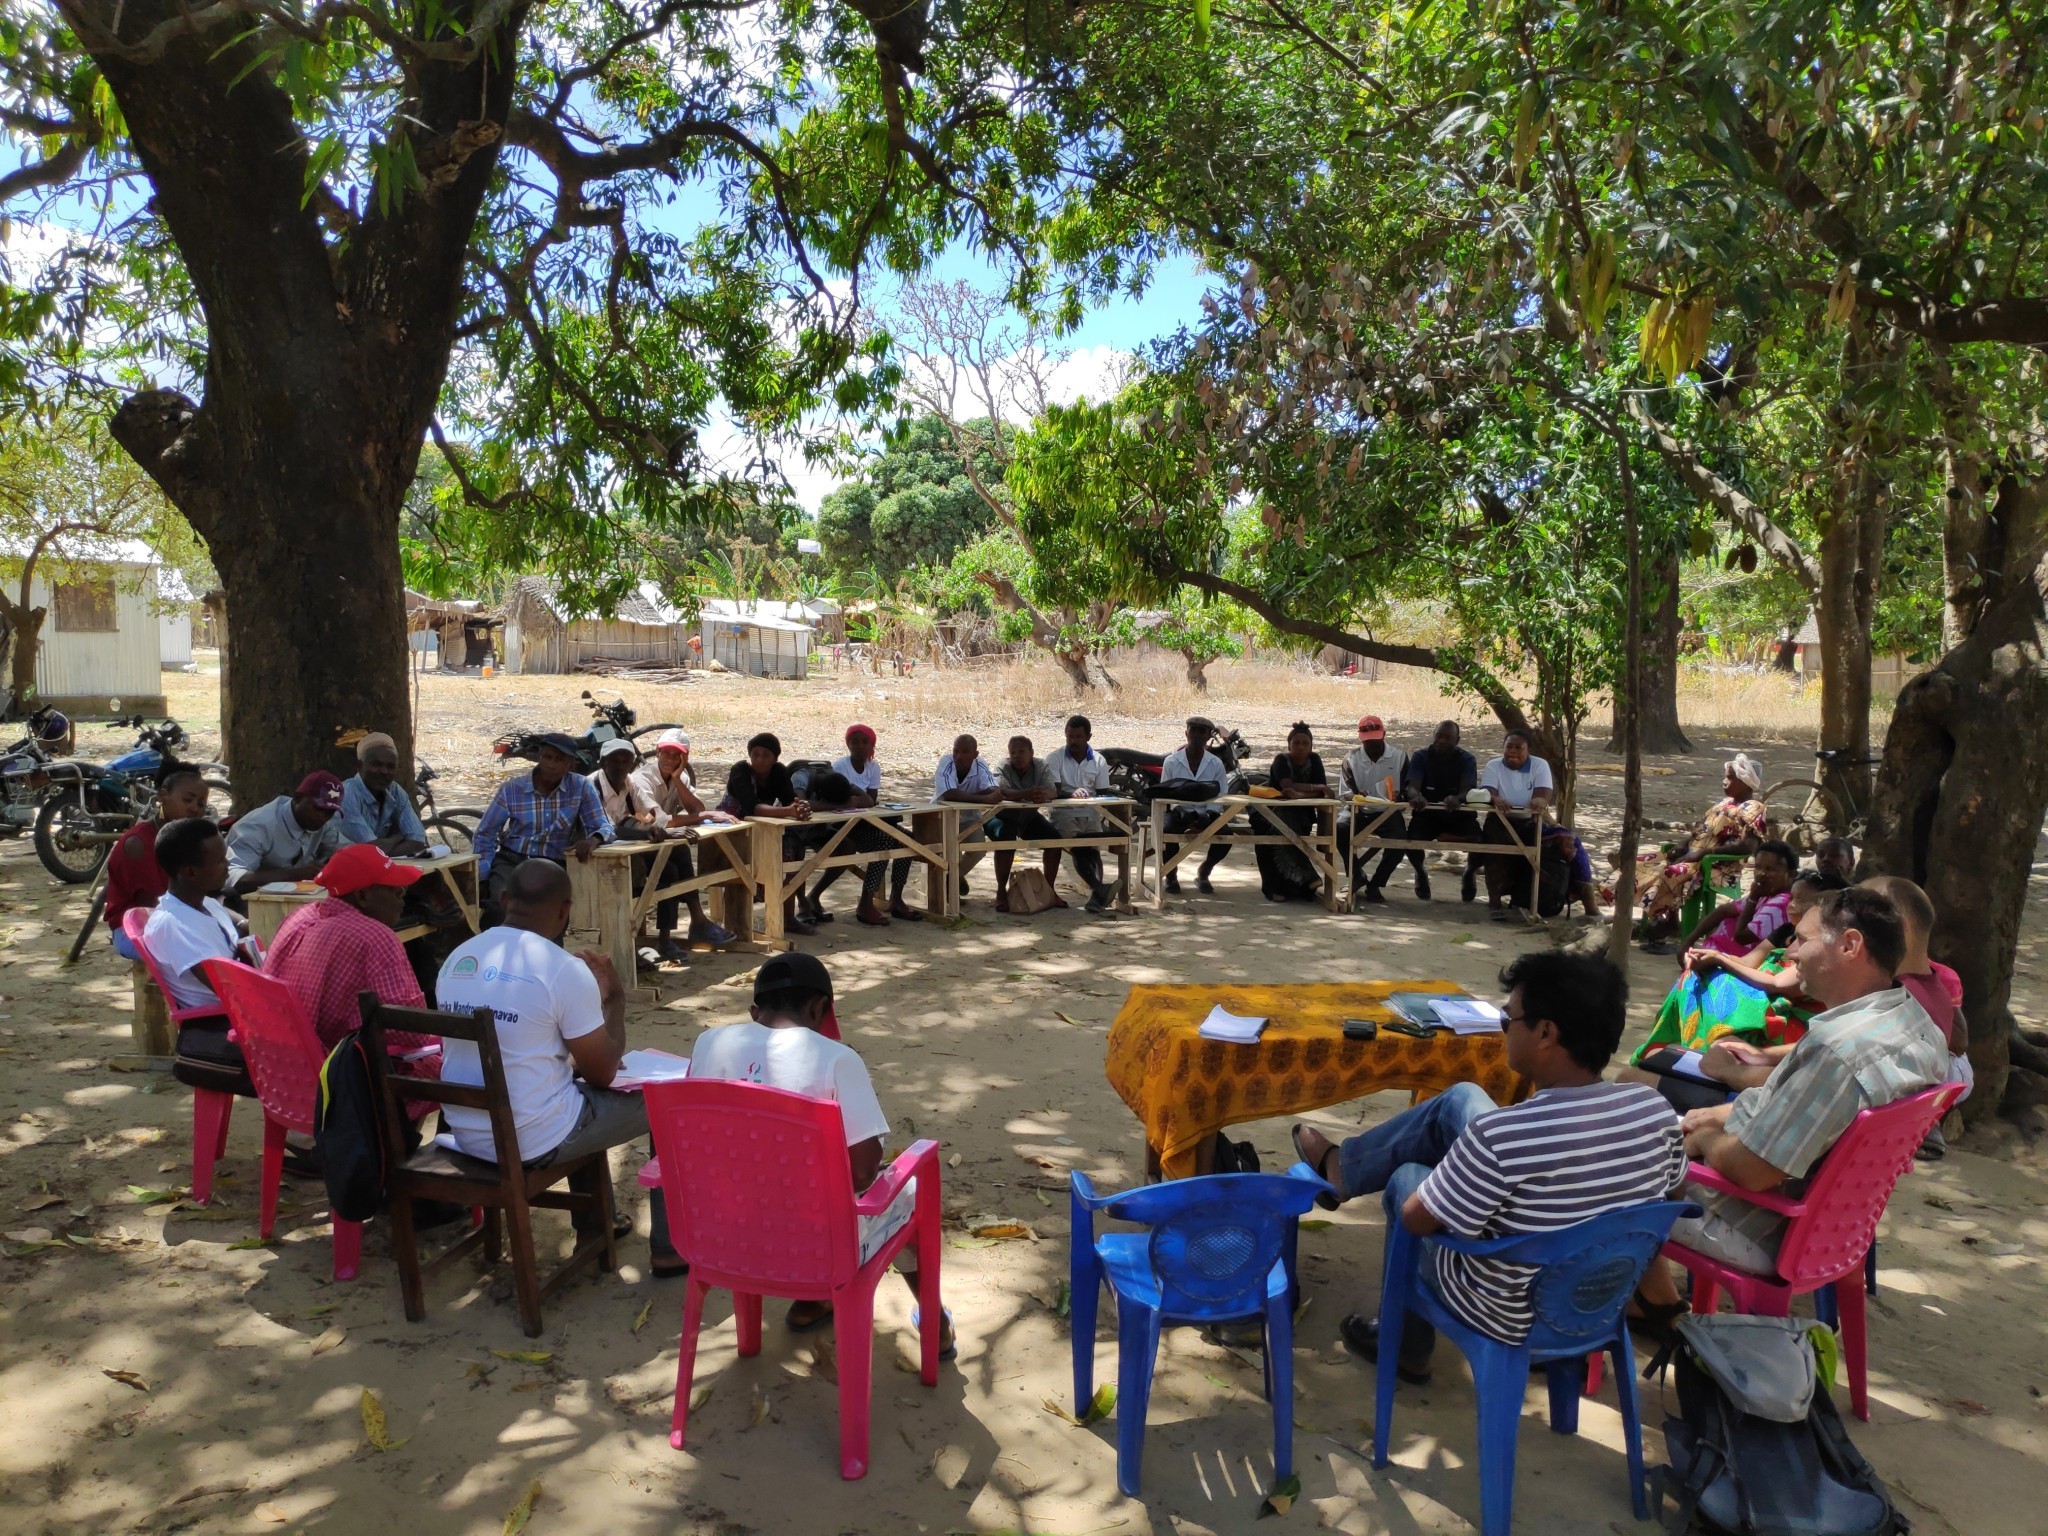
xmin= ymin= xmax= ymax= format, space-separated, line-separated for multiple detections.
xmin=424 ymin=813 xmax=478 ymax=855
xmin=628 ymin=722 xmax=686 ymax=745
xmin=35 ymin=793 xmax=117 ymax=883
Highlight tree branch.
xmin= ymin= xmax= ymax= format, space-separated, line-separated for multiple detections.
xmin=0 ymin=135 xmax=90 ymax=205
xmin=1626 ymin=398 xmax=1821 ymax=596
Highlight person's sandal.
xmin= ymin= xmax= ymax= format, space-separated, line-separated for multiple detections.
xmin=786 ymin=1300 xmax=833 ymax=1333
xmin=910 ymin=1304 xmax=958 ymax=1362
xmin=1626 ymin=1289 xmax=1687 ymax=1346
xmin=1290 ymin=1125 xmax=1341 ymax=1209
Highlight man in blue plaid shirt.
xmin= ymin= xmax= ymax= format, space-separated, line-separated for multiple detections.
xmin=474 ymin=734 xmax=614 ymax=904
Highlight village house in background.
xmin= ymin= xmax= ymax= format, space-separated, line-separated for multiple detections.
xmin=698 ymin=597 xmax=836 ymax=679
xmin=0 ymin=538 xmax=172 ymax=716
xmin=498 ymin=578 xmax=693 ymax=675
xmin=406 ymin=589 xmax=502 ymax=671
xmin=1788 ymin=613 xmax=1925 ymax=698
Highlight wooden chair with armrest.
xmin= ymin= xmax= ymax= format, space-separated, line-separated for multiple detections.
xmin=358 ymin=992 xmax=619 ymax=1337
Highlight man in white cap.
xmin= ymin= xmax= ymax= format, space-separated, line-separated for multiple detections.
xmin=338 ymin=731 xmax=429 ymax=856
xmin=604 ymin=733 xmax=735 ymax=958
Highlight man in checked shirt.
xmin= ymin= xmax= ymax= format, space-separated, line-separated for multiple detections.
xmin=473 ymin=733 xmax=615 ymax=913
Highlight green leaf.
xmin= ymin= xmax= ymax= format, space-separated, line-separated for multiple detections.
xmin=226 ymin=1237 xmax=273 ymax=1251
xmin=1080 ymin=1383 xmax=1116 ymax=1424
xmin=1259 ymin=1471 xmax=1303 ymax=1516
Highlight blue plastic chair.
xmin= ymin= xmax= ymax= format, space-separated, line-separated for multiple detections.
xmin=1372 ymin=1200 xmax=1700 ymax=1536
xmin=1071 ymin=1165 xmax=1334 ymax=1497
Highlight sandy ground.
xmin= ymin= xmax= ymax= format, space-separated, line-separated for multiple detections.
xmin=2 ymin=660 xmax=2045 ymax=1536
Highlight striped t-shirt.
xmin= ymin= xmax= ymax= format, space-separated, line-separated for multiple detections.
xmin=1416 ymin=1081 xmax=1686 ymax=1342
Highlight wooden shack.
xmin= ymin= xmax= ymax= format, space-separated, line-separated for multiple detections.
xmin=500 ymin=579 xmax=689 ymax=674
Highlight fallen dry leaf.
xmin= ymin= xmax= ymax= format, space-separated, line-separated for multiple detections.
xmin=361 ymin=1387 xmax=406 ymax=1451
xmin=310 ymin=1327 xmax=345 ymax=1356
xmin=1944 ymin=1397 xmax=1994 ymax=1418
xmin=6 ymin=1227 xmax=53 ymax=1244
xmin=689 ymin=1382 xmax=715 ymax=1411
xmin=490 ymin=1348 xmax=554 ymax=1365
xmin=254 ymin=1502 xmax=290 ymax=1524
xmin=632 ymin=1296 xmax=655 ymax=1335
xmin=970 ymin=1222 xmax=1034 ymax=1241
xmin=102 ymin=1369 xmax=150 ymax=1392
xmin=1053 ymin=1010 xmax=1083 ymax=1026
xmin=745 ymin=1386 xmax=772 ymax=1429
xmin=502 ymin=1478 xmax=543 ymax=1536
xmin=21 ymin=1192 xmax=65 ymax=1212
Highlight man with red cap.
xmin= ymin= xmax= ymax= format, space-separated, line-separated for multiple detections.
xmin=263 ymin=843 xmax=440 ymax=1054
xmin=223 ymin=770 xmax=349 ymax=897
xmin=1336 ymin=716 xmax=1415 ymax=904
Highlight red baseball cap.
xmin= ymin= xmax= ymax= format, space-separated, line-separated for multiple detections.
xmin=1357 ymin=716 xmax=1386 ymax=740
xmin=295 ymin=770 xmax=345 ymax=810
xmin=317 ymin=842 xmax=425 ymax=897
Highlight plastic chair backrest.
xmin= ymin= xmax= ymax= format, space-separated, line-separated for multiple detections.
xmin=1512 ymin=1200 xmax=1700 ymax=1353
xmin=126 ymin=906 xmax=223 ymax=1023
xmin=202 ymin=959 xmax=327 ymax=1134
xmin=641 ymin=1079 xmax=862 ymax=1288
xmin=1098 ymin=1173 xmax=1325 ymax=1321
xmin=1773 ymin=1084 xmax=1960 ymax=1288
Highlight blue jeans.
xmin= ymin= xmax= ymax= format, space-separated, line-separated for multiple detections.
xmin=1333 ymin=1083 xmax=1493 ymax=1362
xmin=112 ymin=927 xmax=140 ymax=961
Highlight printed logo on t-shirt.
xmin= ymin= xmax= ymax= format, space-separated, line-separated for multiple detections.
xmin=451 ymin=956 xmax=478 ymax=977
xmin=481 ymin=965 xmax=537 ymax=985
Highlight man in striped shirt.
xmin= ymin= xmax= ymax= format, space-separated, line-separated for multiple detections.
xmin=1292 ymin=951 xmax=1684 ymax=1383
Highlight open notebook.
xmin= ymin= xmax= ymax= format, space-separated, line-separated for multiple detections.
xmin=611 ymin=1049 xmax=692 ymax=1090
xmin=1197 ymin=1005 xmax=1268 ymax=1044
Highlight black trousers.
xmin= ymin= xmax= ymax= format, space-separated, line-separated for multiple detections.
xmin=1339 ymin=808 xmax=1419 ymax=887
xmin=1164 ymin=806 xmax=1234 ymax=876
xmin=1482 ymin=813 xmax=1540 ymax=903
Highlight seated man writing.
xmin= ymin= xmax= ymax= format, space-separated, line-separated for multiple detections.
xmin=1160 ymin=716 xmax=1235 ymax=895
xmin=1043 ymin=715 xmax=1118 ymax=915
xmin=725 ymin=731 xmax=818 ymax=936
xmin=1402 ymin=720 xmax=1479 ymax=901
xmin=143 ymin=816 xmax=261 ymax=1010
xmin=934 ymin=733 xmax=1000 ymax=898
xmin=992 ymin=734 xmax=1062 ymax=912
xmin=1634 ymin=886 xmax=1949 ymax=1327
xmin=339 ymin=733 xmax=429 ymax=856
xmin=1290 ymin=951 xmax=1684 ymax=1384
xmin=435 ymin=859 xmax=678 ymax=1275
xmin=472 ymin=733 xmax=614 ymax=908
xmin=627 ymin=729 xmax=736 ymax=956
xmin=690 ymin=952 xmax=953 ymax=1358
xmin=1475 ymin=729 xmax=1553 ymax=916
xmin=224 ymin=771 xmax=349 ymax=898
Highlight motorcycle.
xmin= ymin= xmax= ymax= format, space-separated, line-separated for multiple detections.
xmin=0 ymin=705 xmax=78 ymax=839
xmin=1101 ymin=725 xmax=1263 ymax=812
xmin=33 ymin=717 xmax=231 ymax=883
xmin=492 ymin=690 xmax=687 ymax=773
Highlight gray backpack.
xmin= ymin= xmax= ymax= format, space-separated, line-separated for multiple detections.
xmin=1652 ymin=1315 xmax=1908 ymax=1536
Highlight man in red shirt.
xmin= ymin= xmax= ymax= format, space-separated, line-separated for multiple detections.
xmin=107 ymin=768 xmax=212 ymax=958
xmin=264 ymin=843 xmax=437 ymax=1055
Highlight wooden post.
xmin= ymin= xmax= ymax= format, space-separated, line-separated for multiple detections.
xmin=753 ymin=819 xmax=787 ymax=948
xmin=941 ymin=807 xmax=962 ymax=919
xmin=129 ymin=963 xmax=175 ymax=1057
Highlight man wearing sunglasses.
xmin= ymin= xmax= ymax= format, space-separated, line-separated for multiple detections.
xmin=1290 ymin=950 xmax=1684 ymax=1384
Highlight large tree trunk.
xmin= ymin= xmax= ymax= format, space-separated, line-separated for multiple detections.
xmin=81 ymin=0 xmax=520 ymax=807
xmin=1863 ymin=573 xmax=2048 ymax=1124
xmin=0 ymin=600 xmax=44 ymax=705
xmin=1611 ymin=543 xmax=1691 ymax=754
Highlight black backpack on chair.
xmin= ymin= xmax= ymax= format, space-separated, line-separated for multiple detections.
xmin=314 ymin=1031 xmax=391 ymax=1224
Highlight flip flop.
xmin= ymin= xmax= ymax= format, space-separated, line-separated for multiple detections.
xmin=786 ymin=1300 xmax=833 ymax=1333
xmin=1290 ymin=1126 xmax=1341 ymax=1209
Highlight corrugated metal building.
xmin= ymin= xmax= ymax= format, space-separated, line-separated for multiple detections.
xmin=697 ymin=599 xmax=814 ymax=678
xmin=0 ymin=539 xmax=166 ymax=714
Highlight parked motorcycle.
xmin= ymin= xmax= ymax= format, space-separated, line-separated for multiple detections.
xmin=493 ymin=690 xmax=686 ymax=773
xmin=33 ymin=717 xmax=231 ymax=883
xmin=1101 ymin=725 xmax=1262 ymax=812
xmin=0 ymin=706 xmax=78 ymax=840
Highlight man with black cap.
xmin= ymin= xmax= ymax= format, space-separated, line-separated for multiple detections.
xmin=690 ymin=951 xmax=954 ymax=1357
xmin=224 ymin=770 xmax=350 ymax=896
xmin=472 ymin=733 xmax=615 ymax=910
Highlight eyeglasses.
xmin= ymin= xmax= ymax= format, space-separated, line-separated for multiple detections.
xmin=1500 ymin=1011 xmax=1532 ymax=1031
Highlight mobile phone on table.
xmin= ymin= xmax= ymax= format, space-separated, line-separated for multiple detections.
xmin=1342 ymin=1017 xmax=1378 ymax=1041
xmin=1383 ymin=1018 xmax=1437 ymax=1039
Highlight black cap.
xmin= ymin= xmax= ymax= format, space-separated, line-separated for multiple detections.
xmin=753 ymin=950 xmax=834 ymax=1001
xmin=536 ymin=731 xmax=580 ymax=757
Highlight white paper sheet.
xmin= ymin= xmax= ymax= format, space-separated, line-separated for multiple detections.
xmin=1432 ymin=998 xmax=1506 ymax=1033
xmin=612 ymin=1049 xmax=692 ymax=1089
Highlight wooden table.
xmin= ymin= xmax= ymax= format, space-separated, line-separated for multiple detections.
xmin=1346 ymin=799 xmax=1542 ymax=919
xmin=565 ymin=822 xmax=757 ymax=982
xmin=928 ymin=796 xmax=1144 ymax=912
xmin=1147 ymin=794 xmax=1345 ymax=912
xmin=1103 ymin=980 xmax=1530 ymax=1179
xmin=243 ymin=852 xmax=482 ymax=949
xmin=753 ymin=804 xmax=952 ymax=947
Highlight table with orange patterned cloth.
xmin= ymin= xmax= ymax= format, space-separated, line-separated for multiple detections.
xmin=1105 ymin=981 xmax=1530 ymax=1179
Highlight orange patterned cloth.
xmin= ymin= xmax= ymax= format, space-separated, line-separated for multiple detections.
xmin=1105 ymin=981 xmax=1530 ymax=1178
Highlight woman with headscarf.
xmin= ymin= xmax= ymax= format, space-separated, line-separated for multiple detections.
xmin=1635 ymin=753 xmax=1768 ymax=943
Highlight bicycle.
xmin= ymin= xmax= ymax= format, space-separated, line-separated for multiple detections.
xmin=415 ymin=757 xmax=484 ymax=853
xmin=1762 ymin=745 xmax=1881 ymax=852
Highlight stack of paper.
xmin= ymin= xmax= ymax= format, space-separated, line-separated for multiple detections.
xmin=1433 ymin=998 xmax=1506 ymax=1034
xmin=1198 ymin=1005 xmax=1268 ymax=1044
xmin=613 ymin=1049 xmax=693 ymax=1089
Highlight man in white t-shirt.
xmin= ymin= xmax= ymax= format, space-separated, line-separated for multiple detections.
xmin=802 ymin=723 xmax=923 ymax=925
xmin=1476 ymin=731 xmax=1554 ymax=918
xmin=935 ymin=734 xmax=999 ymax=897
xmin=141 ymin=817 xmax=256 ymax=1011
xmin=434 ymin=858 xmax=678 ymax=1273
xmin=1158 ymin=716 xmax=1235 ymax=894
xmin=1043 ymin=715 xmax=1117 ymax=913
xmin=691 ymin=951 xmax=952 ymax=1357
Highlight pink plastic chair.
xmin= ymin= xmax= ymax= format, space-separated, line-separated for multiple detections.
xmin=1661 ymin=1083 xmax=1962 ymax=1420
xmin=201 ymin=959 xmax=363 ymax=1281
xmin=638 ymin=1078 xmax=943 ymax=1479
xmin=126 ymin=907 xmax=241 ymax=1204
